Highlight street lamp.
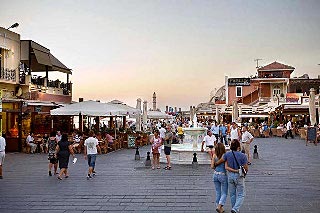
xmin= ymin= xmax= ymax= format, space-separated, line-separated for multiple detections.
xmin=7 ymin=23 xmax=19 ymax=30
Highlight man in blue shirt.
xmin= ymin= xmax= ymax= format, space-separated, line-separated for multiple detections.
xmin=219 ymin=123 xmax=228 ymax=146
xmin=211 ymin=122 xmax=220 ymax=142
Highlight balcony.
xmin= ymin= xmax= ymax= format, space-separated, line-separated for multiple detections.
xmin=28 ymin=75 xmax=72 ymax=96
xmin=0 ymin=67 xmax=16 ymax=82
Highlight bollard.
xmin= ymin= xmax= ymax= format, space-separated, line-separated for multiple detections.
xmin=145 ymin=151 xmax=151 ymax=167
xmin=135 ymin=147 xmax=140 ymax=160
xmin=253 ymin=145 xmax=259 ymax=159
xmin=192 ymin=153 xmax=198 ymax=169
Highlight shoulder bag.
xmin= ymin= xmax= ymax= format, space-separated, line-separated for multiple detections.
xmin=231 ymin=151 xmax=247 ymax=178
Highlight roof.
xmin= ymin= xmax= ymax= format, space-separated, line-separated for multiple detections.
xmin=258 ymin=61 xmax=295 ymax=72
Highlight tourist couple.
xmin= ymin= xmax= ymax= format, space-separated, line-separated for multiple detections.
xmin=211 ymin=139 xmax=249 ymax=213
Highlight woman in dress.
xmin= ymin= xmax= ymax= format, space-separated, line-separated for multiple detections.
xmin=211 ymin=143 xmax=228 ymax=213
xmin=48 ymin=131 xmax=58 ymax=176
xmin=55 ymin=133 xmax=75 ymax=180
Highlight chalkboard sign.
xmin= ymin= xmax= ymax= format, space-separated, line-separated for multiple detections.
xmin=307 ymin=127 xmax=317 ymax=142
xmin=128 ymin=135 xmax=136 ymax=148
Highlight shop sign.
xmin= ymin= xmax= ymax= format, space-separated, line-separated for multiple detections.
xmin=302 ymin=97 xmax=309 ymax=105
xmin=35 ymin=106 xmax=42 ymax=112
xmin=228 ymin=78 xmax=250 ymax=86
xmin=286 ymin=93 xmax=302 ymax=104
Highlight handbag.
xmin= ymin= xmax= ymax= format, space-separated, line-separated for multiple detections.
xmin=231 ymin=151 xmax=247 ymax=178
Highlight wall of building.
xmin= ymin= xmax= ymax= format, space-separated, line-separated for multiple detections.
xmin=30 ymin=91 xmax=72 ymax=103
xmin=228 ymin=84 xmax=257 ymax=105
xmin=0 ymin=27 xmax=20 ymax=84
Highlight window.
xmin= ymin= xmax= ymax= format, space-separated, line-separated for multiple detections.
xmin=236 ymin=86 xmax=242 ymax=97
xmin=273 ymin=85 xmax=281 ymax=96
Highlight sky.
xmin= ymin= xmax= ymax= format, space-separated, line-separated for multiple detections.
xmin=2 ymin=0 xmax=320 ymax=110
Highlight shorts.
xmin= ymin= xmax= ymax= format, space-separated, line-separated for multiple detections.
xmin=241 ymin=143 xmax=250 ymax=154
xmin=152 ymin=152 xmax=160 ymax=157
xmin=87 ymin=154 xmax=97 ymax=168
xmin=49 ymin=157 xmax=57 ymax=164
xmin=164 ymin=146 xmax=171 ymax=155
xmin=206 ymin=145 xmax=214 ymax=149
xmin=0 ymin=152 xmax=5 ymax=166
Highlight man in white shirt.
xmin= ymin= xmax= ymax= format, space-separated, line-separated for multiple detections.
xmin=201 ymin=130 xmax=217 ymax=160
xmin=0 ymin=135 xmax=6 ymax=179
xmin=285 ymin=119 xmax=294 ymax=139
xmin=159 ymin=125 xmax=166 ymax=141
xmin=26 ymin=133 xmax=37 ymax=154
xmin=56 ymin=131 xmax=62 ymax=142
xmin=84 ymin=131 xmax=100 ymax=179
xmin=241 ymin=126 xmax=254 ymax=165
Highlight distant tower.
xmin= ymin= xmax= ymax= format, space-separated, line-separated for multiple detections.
xmin=153 ymin=92 xmax=157 ymax=111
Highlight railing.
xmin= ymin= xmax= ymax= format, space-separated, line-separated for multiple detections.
xmin=0 ymin=67 xmax=16 ymax=82
xmin=27 ymin=74 xmax=72 ymax=96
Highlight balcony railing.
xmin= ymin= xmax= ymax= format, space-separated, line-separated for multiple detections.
xmin=28 ymin=75 xmax=72 ymax=96
xmin=0 ymin=67 xmax=16 ymax=82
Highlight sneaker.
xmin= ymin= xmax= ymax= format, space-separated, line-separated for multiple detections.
xmin=231 ymin=209 xmax=237 ymax=213
xmin=92 ymin=171 xmax=96 ymax=177
xmin=86 ymin=174 xmax=92 ymax=180
xmin=248 ymin=162 xmax=251 ymax=165
xmin=49 ymin=171 xmax=52 ymax=176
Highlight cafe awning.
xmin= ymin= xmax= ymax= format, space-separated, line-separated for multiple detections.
xmin=20 ymin=40 xmax=72 ymax=74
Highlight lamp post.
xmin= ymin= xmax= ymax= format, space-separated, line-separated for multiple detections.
xmin=6 ymin=23 xmax=19 ymax=30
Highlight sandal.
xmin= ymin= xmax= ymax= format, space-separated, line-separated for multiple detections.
xmin=165 ymin=166 xmax=171 ymax=170
xmin=152 ymin=166 xmax=155 ymax=170
xmin=57 ymin=176 xmax=62 ymax=180
xmin=157 ymin=167 xmax=161 ymax=169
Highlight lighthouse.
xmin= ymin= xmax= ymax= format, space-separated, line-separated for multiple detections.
xmin=153 ymin=92 xmax=157 ymax=111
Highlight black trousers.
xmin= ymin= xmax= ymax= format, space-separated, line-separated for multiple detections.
xmin=285 ymin=130 xmax=294 ymax=139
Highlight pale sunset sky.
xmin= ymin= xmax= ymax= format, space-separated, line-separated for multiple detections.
xmin=2 ymin=0 xmax=320 ymax=110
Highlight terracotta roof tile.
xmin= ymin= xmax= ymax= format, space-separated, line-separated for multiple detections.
xmin=258 ymin=61 xmax=295 ymax=71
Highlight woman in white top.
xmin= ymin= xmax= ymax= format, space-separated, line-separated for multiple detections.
xmin=230 ymin=122 xmax=241 ymax=142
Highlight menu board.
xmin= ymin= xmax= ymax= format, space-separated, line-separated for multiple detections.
xmin=307 ymin=127 xmax=317 ymax=142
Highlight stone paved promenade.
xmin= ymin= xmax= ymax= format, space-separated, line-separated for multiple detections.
xmin=1 ymin=137 xmax=320 ymax=213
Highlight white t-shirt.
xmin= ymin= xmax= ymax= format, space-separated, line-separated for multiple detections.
xmin=203 ymin=135 xmax=216 ymax=146
xmin=241 ymin=131 xmax=254 ymax=143
xmin=84 ymin=137 xmax=99 ymax=155
xmin=0 ymin=137 xmax=6 ymax=152
xmin=230 ymin=127 xmax=240 ymax=140
xmin=159 ymin=127 xmax=166 ymax=139
xmin=26 ymin=135 xmax=34 ymax=143
xmin=286 ymin=121 xmax=292 ymax=130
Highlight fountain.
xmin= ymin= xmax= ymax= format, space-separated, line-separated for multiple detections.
xmin=160 ymin=114 xmax=210 ymax=164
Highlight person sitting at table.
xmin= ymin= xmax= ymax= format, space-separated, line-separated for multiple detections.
xmin=26 ymin=133 xmax=37 ymax=154
xmin=105 ymin=133 xmax=115 ymax=151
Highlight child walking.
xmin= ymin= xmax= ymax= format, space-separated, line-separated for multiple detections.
xmin=151 ymin=130 xmax=162 ymax=170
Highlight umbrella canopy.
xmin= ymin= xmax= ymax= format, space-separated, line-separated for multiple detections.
xmin=147 ymin=110 xmax=173 ymax=119
xmin=50 ymin=100 xmax=139 ymax=116
xmin=232 ymin=101 xmax=239 ymax=122
xmin=107 ymin=100 xmax=140 ymax=116
xmin=142 ymin=101 xmax=148 ymax=131
xmin=135 ymin=98 xmax=142 ymax=131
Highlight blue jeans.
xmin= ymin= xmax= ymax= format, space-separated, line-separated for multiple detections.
xmin=213 ymin=173 xmax=228 ymax=206
xmin=228 ymin=172 xmax=245 ymax=213
xmin=87 ymin=154 xmax=97 ymax=168
xmin=221 ymin=135 xmax=227 ymax=145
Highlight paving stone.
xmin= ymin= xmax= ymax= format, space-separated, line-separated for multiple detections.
xmin=1 ymin=137 xmax=320 ymax=212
